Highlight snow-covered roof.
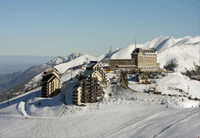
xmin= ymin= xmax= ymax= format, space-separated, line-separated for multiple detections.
xmin=44 ymin=67 xmax=55 ymax=73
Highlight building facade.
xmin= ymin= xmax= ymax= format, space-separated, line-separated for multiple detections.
xmin=136 ymin=72 xmax=149 ymax=83
xmin=109 ymin=59 xmax=136 ymax=70
xmin=73 ymin=61 xmax=107 ymax=105
xmin=131 ymin=48 xmax=160 ymax=72
xmin=41 ymin=67 xmax=60 ymax=97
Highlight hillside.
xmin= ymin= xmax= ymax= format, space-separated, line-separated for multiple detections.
xmin=0 ymin=53 xmax=82 ymax=102
xmin=0 ymin=71 xmax=22 ymax=94
xmin=0 ymin=71 xmax=200 ymax=137
xmin=0 ymin=35 xmax=200 ymax=137
xmin=23 ymin=54 xmax=105 ymax=91
xmin=111 ymin=35 xmax=200 ymax=72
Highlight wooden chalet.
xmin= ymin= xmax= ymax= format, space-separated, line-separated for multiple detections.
xmin=136 ymin=72 xmax=149 ymax=83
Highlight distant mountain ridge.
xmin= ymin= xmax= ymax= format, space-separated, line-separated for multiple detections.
xmin=0 ymin=36 xmax=199 ymax=103
xmin=110 ymin=35 xmax=200 ymax=72
xmin=0 ymin=53 xmax=82 ymax=95
xmin=47 ymin=53 xmax=83 ymax=66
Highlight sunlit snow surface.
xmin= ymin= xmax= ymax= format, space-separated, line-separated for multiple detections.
xmin=1 ymin=35 xmax=200 ymax=137
xmin=1 ymin=72 xmax=200 ymax=137
xmin=111 ymin=36 xmax=200 ymax=72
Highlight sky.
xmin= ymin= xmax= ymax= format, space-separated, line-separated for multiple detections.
xmin=0 ymin=0 xmax=199 ymax=57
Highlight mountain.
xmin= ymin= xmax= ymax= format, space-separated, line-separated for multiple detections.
xmin=110 ymin=35 xmax=200 ymax=72
xmin=1 ymin=35 xmax=199 ymax=103
xmin=23 ymin=54 xmax=105 ymax=91
xmin=0 ymin=71 xmax=22 ymax=94
xmin=1 ymin=36 xmax=200 ymax=137
xmin=46 ymin=53 xmax=83 ymax=66
xmin=10 ymin=53 xmax=83 ymax=86
xmin=0 ymin=53 xmax=83 ymax=102
xmin=16 ymin=35 xmax=200 ymax=95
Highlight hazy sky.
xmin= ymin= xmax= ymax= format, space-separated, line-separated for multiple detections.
xmin=0 ymin=0 xmax=199 ymax=57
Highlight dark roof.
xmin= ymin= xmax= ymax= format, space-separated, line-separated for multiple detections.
xmin=90 ymin=61 xmax=98 ymax=63
xmin=86 ymin=62 xmax=96 ymax=69
xmin=132 ymin=48 xmax=157 ymax=54
xmin=86 ymin=61 xmax=98 ymax=69
xmin=42 ymin=74 xmax=54 ymax=82
xmin=43 ymin=67 xmax=59 ymax=77
xmin=132 ymin=48 xmax=143 ymax=54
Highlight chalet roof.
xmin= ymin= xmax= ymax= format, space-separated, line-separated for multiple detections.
xmin=42 ymin=74 xmax=54 ymax=82
xmin=43 ymin=67 xmax=59 ymax=77
xmin=86 ymin=62 xmax=96 ymax=68
xmin=44 ymin=67 xmax=55 ymax=72
xmin=86 ymin=61 xmax=99 ymax=70
xmin=42 ymin=67 xmax=60 ymax=82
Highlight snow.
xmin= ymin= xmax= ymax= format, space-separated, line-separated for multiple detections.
xmin=46 ymin=53 xmax=82 ymax=66
xmin=1 ymin=74 xmax=200 ymax=137
xmin=0 ymin=35 xmax=200 ymax=137
xmin=110 ymin=35 xmax=200 ymax=72
xmin=24 ymin=54 xmax=104 ymax=91
xmin=1 ymin=84 xmax=200 ymax=137
xmin=54 ymin=54 xmax=103 ymax=74
xmin=157 ymin=72 xmax=200 ymax=98
xmin=127 ymin=72 xmax=200 ymax=99
xmin=18 ymin=101 xmax=28 ymax=117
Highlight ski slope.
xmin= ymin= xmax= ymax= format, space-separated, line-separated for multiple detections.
xmin=128 ymin=72 xmax=200 ymax=100
xmin=0 ymin=88 xmax=200 ymax=138
xmin=1 ymin=71 xmax=200 ymax=137
xmin=1 ymin=35 xmax=200 ymax=137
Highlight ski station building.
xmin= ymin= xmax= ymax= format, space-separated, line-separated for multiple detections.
xmin=131 ymin=48 xmax=160 ymax=72
xmin=106 ymin=40 xmax=160 ymax=72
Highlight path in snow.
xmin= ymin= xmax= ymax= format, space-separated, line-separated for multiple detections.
xmin=0 ymin=105 xmax=200 ymax=138
xmin=18 ymin=101 xmax=28 ymax=117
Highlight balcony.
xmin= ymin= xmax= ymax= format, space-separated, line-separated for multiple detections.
xmin=73 ymin=97 xmax=78 ymax=100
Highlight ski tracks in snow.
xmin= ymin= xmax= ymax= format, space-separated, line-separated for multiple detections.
xmin=156 ymin=110 xmax=200 ymax=137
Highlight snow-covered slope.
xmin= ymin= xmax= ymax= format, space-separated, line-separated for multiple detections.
xmin=128 ymin=72 xmax=200 ymax=99
xmin=23 ymin=54 xmax=105 ymax=91
xmin=47 ymin=53 xmax=82 ymax=66
xmin=7 ymin=35 xmax=200 ymax=94
xmin=111 ymin=35 xmax=200 ymax=72
xmin=54 ymin=54 xmax=104 ymax=74
xmin=1 ymin=35 xmax=200 ymax=138
xmin=158 ymin=44 xmax=199 ymax=72
xmin=1 ymin=74 xmax=200 ymax=137
xmin=1 ymin=45 xmax=200 ymax=137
